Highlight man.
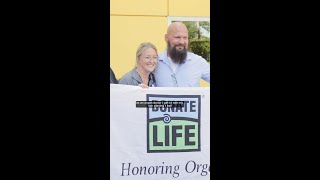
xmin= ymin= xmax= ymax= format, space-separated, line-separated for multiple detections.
xmin=153 ymin=22 xmax=210 ymax=87
xmin=110 ymin=67 xmax=118 ymax=84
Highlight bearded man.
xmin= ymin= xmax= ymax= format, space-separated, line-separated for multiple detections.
xmin=153 ymin=22 xmax=210 ymax=87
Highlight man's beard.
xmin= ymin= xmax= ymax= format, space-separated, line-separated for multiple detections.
xmin=167 ymin=43 xmax=187 ymax=64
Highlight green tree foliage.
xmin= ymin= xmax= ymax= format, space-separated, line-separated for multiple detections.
xmin=200 ymin=21 xmax=210 ymax=32
xmin=189 ymin=38 xmax=210 ymax=62
xmin=184 ymin=21 xmax=201 ymax=40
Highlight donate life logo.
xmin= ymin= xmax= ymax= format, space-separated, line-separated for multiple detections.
xmin=147 ymin=95 xmax=201 ymax=153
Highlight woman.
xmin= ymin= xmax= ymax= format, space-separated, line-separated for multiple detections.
xmin=118 ymin=42 xmax=158 ymax=87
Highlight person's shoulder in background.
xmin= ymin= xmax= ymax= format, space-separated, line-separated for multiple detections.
xmin=110 ymin=67 xmax=118 ymax=84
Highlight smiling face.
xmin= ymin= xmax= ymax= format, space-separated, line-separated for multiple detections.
xmin=137 ymin=47 xmax=158 ymax=73
xmin=165 ymin=22 xmax=189 ymax=63
xmin=166 ymin=24 xmax=189 ymax=51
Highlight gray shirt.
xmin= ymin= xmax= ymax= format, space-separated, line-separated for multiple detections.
xmin=118 ymin=68 xmax=156 ymax=87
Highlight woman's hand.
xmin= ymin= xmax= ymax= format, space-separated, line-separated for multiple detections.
xmin=138 ymin=83 xmax=149 ymax=89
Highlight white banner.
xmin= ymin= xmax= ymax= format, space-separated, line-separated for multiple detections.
xmin=110 ymin=84 xmax=210 ymax=180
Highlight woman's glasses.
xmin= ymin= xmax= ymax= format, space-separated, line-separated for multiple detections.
xmin=143 ymin=56 xmax=158 ymax=61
